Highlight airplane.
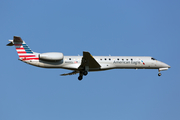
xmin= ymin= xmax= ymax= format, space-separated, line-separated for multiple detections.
xmin=7 ymin=36 xmax=171 ymax=80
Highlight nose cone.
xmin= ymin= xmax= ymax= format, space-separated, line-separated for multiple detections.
xmin=159 ymin=61 xmax=171 ymax=68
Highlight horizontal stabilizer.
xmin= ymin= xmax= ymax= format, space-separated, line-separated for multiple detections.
xmin=6 ymin=40 xmax=14 ymax=46
xmin=7 ymin=36 xmax=23 ymax=46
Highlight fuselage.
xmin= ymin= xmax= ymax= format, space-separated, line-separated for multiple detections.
xmin=23 ymin=55 xmax=170 ymax=71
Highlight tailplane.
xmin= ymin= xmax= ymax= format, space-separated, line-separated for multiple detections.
xmin=7 ymin=36 xmax=39 ymax=61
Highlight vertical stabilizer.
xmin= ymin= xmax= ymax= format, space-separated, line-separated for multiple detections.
xmin=8 ymin=36 xmax=39 ymax=61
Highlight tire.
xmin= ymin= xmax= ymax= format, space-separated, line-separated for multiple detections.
xmin=83 ymin=71 xmax=88 ymax=76
xmin=78 ymin=76 xmax=83 ymax=80
xmin=158 ymin=73 xmax=161 ymax=76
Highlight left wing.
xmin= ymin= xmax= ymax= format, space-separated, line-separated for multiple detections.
xmin=61 ymin=51 xmax=101 ymax=76
xmin=78 ymin=51 xmax=101 ymax=70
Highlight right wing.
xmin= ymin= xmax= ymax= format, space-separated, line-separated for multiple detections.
xmin=60 ymin=71 xmax=79 ymax=76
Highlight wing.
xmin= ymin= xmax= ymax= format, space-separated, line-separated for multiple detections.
xmin=78 ymin=51 xmax=101 ymax=70
xmin=60 ymin=71 xmax=79 ymax=76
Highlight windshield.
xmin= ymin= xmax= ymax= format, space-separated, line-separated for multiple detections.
xmin=151 ymin=57 xmax=157 ymax=60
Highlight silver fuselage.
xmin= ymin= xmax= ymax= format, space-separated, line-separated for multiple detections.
xmin=23 ymin=56 xmax=170 ymax=71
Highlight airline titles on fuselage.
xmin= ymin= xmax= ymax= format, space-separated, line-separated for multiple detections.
xmin=113 ymin=60 xmax=141 ymax=65
xmin=64 ymin=59 xmax=142 ymax=65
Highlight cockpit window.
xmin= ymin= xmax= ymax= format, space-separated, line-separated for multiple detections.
xmin=151 ymin=57 xmax=156 ymax=60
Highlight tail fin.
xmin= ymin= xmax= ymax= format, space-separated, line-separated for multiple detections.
xmin=7 ymin=36 xmax=39 ymax=61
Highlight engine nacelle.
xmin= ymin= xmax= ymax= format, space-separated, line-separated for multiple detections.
xmin=39 ymin=52 xmax=64 ymax=61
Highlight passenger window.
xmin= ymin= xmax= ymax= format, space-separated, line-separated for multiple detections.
xmin=131 ymin=59 xmax=133 ymax=61
xmin=105 ymin=58 xmax=107 ymax=60
xmin=109 ymin=58 xmax=111 ymax=60
xmin=100 ymin=58 xmax=102 ymax=60
xmin=117 ymin=58 xmax=119 ymax=60
xmin=126 ymin=59 xmax=128 ymax=61
xmin=122 ymin=59 xmax=124 ymax=61
xmin=69 ymin=58 xmax=71 ymax=60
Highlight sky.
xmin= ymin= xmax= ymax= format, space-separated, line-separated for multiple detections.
xmin=0 ymin=0 xmax=180 ymax=120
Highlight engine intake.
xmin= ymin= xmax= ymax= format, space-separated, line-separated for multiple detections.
xmin=39 ymin=52 xmax=64 ymax=61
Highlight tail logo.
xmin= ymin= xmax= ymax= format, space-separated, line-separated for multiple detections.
xmin=14 ymin=43 xmax=39 ymax=61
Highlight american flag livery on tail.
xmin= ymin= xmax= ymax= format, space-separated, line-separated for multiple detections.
xmin=7 ymin=36 xmax=170 ymax=80
xmin=8 ymin=36 xmax=39 ymax=61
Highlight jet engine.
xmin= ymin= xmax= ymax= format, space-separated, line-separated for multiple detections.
xmin=39 ymin=52 xmax=64 ymax=61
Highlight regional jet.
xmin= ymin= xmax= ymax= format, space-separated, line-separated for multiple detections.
xmin=7 ymin=36 xmax=170 ymax=80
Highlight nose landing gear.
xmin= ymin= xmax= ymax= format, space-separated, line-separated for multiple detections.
xmin=158 ymin=73 xmax=162 ymax=76
xmin=158 ymin=69 xmax=162 ymax=76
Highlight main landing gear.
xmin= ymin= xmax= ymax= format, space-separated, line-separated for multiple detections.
xmin=83 ymin=71 xmax=88 ymax=76
xmin=78 ymin=75 xmax=83 ymax=80
xmin=78 ymin=70 xmax=88 ymax=80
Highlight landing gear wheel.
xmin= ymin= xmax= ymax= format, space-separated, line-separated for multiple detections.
xmin=158 ymin=73 xmax=162 ymax=76
xmin=83 ymin=71 xmax=88 ymax=76
xmin=78 ymin=76 xmax=83 ymax=80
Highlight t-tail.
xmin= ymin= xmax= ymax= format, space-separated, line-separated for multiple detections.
xmin=7 ymin=36 xmax=39 ymax=61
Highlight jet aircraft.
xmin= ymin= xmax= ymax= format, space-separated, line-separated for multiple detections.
xmin=7 ymin=36 xmax=171 ymax=80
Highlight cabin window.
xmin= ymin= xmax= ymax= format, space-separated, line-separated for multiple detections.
xmin=126 ymin=59 xmax=128 ymax=61
xmin=69 ymin=58 xmax=71 ymax=60
xmin=122 ymin=59 xmax=124 ymax=61
xmin=117 ymin=58 xmax=119 ymax=60
xmin=131 ymin=59 xmax=133 ymax=61
xmin=100 ymin=58 xmax=102 ymax=60
xmin=109 ymin=58 xmax=111 ymax=60
xmin=105 ymin=58 xmax=107 ymax=60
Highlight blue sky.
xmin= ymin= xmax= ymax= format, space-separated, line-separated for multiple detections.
xmin=1 ymin=0 xmax=180 ymax=120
